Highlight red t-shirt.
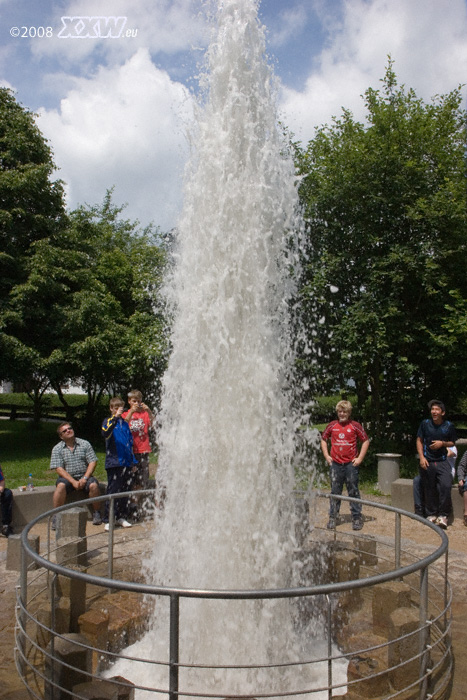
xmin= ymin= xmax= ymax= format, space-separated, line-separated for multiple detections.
xmin=321 ymin=420 xmax=368 ymax=464
xmin=122 ymin=410 xmax=152 ymax=454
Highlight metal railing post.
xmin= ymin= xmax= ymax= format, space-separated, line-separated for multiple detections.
xmin=418 ymin=565 xmax=430 ymax=700
xmin=107 ymin=497 xmax=115 ymax=584
xmin=395 ymin=512 xmax=401 ymax=570
xmin=326 ymin=594 xmax=333 ymax=700
xmin=17 ymin=540 xmax=28 ymax=677
xmin=50 ymin=573 xmax=58 ymax=700
xmin=169 ymin=594 xmax=180 ymax=700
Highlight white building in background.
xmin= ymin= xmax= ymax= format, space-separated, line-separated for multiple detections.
xmin=0 ymin=381 xmax=86 ymax=395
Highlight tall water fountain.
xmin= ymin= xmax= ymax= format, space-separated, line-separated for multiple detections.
xmin=110 ymin=0 xmax=315 ymax=695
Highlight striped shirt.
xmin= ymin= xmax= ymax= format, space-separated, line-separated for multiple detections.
xmin=50 ymin=438 xmax=97 ymax=478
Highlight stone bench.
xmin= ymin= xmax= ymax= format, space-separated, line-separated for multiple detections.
xmin=11 ymin=484 xmax=107 ymax=531
xmin=391 ymin=478 xmax=465 ymax=521
xmin=11 ymin=479 xmax=155 ymax=531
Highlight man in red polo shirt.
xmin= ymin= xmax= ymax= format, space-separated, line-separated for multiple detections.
xmin=321 ymin=400 xmax=369 ymax=531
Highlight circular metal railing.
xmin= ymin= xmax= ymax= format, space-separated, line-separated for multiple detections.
xmin=14 ymin=491 xmax=453 ymax=700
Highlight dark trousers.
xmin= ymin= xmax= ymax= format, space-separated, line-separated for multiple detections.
xmin=104 ymin=467 xmax=133 ymax=521
xmin=420 ymin=461 xmax=452 ymax=518
xmin=413 ymin=474 xmax=425 ymax=516
xmin=329 ymin=461 xmax=362 ymax=518
xmin=1 ymin=488 xmax=13 ymax=525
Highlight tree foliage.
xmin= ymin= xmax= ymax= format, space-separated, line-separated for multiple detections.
xmin=3 ymin=189 xmax=168 ymax=428
xmin=0 ymin=87 xmax=66 ymax=306
xmin=295 ymin=62 xmax=467 ymax=446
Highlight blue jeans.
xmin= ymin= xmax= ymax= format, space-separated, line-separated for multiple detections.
xmin=329 ymin=461 xmax=362 ymax=518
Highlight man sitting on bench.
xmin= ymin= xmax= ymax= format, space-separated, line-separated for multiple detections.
xmin=50 ymin=422 xmax=102 ymax=528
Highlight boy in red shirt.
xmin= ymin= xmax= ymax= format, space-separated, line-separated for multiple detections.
xmin=123 ymin=390 xmax=155 ymax=517
xmin=321 ymin=400 xmax=369 ymax=531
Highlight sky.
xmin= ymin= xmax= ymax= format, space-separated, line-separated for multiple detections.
xmin=1 ymin=0 xmax=466 ymax=232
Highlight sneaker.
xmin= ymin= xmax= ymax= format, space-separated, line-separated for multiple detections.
xmin=437 ymin=516 xmax=448 ymax=530
xmin=1 ymin=524 xmax=13 ymax=537
xmin=326 ymin=518 xmax=336 ymax=530
xmin=427 ymin=515 xmax=437 ymax=523
xmin=92 ymin=511 xmax=102 ymax=526
xmin=352 ymin=517 xmax=363 ymax=531
xmin=51 ymin=515 xmax=57 ymax=531
xmin=117 ymin=518 xmax=132 ymax=528
xmin=104 ymin=523 xmax=110 ymax=532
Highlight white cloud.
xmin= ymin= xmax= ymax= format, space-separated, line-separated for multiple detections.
xmin=268 ymin=4 xmax=308 ymax=48
xmin=31 ymin=0 xmax=209 ymax=65
xmin=280 ymin=0 xmax=467 ymax=143
xmin=37 ymin=48 xmax=195 ymax=230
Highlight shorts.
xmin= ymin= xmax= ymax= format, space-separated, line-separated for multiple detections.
xmin=55 ymin=476 xmax=99 ymax=495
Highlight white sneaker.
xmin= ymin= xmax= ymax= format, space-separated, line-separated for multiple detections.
xmin=437 ymin=516 xmax=448 ymax=530
xmin=117 ymin=518 xmax=132 ymax=528
xmin=104 ymin=523 xmax=110 ymax=532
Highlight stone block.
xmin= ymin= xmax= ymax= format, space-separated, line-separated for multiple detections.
xmin=106 ymin=604 xmax=133 ymax=653
xmin=372 ymin=581 xmax=411 ymax=630
xmin=56 ymin=507 xmax=88 ymax=539
xmin=293 ymin=494 xmax=310 ymax=547
xmin=108 ymin=592 xmax=148 ymax=645
xmin=6 ymin=532 xmax=40 ymax=571
xmin=55 ymin=564 xmax=87 ymax=632
xmin=56 ymin=535 xmax=87 ymax=567
xmin=72 ymin=678 xmax=119 ymax=700
xmin=35 ymin=598 xmax=71 ymax=648
xmin=353 ymin=534 xmax=378 ymax=567
xmin=334 ymin=550 xmax=360 ymax=582
xmin=388 ymin=606 xmax=420 ymax=690
xmin=108 ymin=676 xmax=136 ymax=700
xmin=45 ymin=632 xmax=92 ymax=700
xmin=391 ymin=478 xmax=415 ymax=513
xmin=79 ymin=609 xmax=110 ymax=645
xmin=347 ymin=648 xmax=390 ymax=698
xmin=333 ymin=551 xmax=362 ymax=612
xmin=78 ymin=607 xmax=110 ymax=674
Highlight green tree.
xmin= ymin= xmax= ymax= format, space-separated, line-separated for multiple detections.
xmin=0 ymin=88 xmax=67 ymax=418
xmin=4 ymin=191 xmax=167 ymax=429
xmin=0 ymin=88 xmax=66 ymax=310
xmin=295 ymin=62 xmax=467 ymax=446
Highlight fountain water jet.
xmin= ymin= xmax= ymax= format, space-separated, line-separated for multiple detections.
xmin=108 ymin=0 xmax=334 ymax=696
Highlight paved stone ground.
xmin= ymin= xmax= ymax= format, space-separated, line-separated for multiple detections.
xmin=1 ymin=494 xmax=467 ymax=699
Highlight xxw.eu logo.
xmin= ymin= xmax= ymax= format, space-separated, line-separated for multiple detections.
xmin=58 ymin=16 xmax=130 ymax=39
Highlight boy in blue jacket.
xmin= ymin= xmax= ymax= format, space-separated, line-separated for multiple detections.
xmin=102 ymin=396 xmax=137 ymax=530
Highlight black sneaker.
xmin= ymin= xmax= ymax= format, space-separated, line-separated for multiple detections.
xmin=92 ymin=511 xmax=102 ymax=526
xmin=352 ymin=517 xmax=363 ymax=531
xmin=2 ymin=524 xmax=13 ymax=537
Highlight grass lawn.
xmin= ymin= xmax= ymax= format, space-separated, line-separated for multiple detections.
xmin=0 ymin=419 xmax=107 ymax=489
